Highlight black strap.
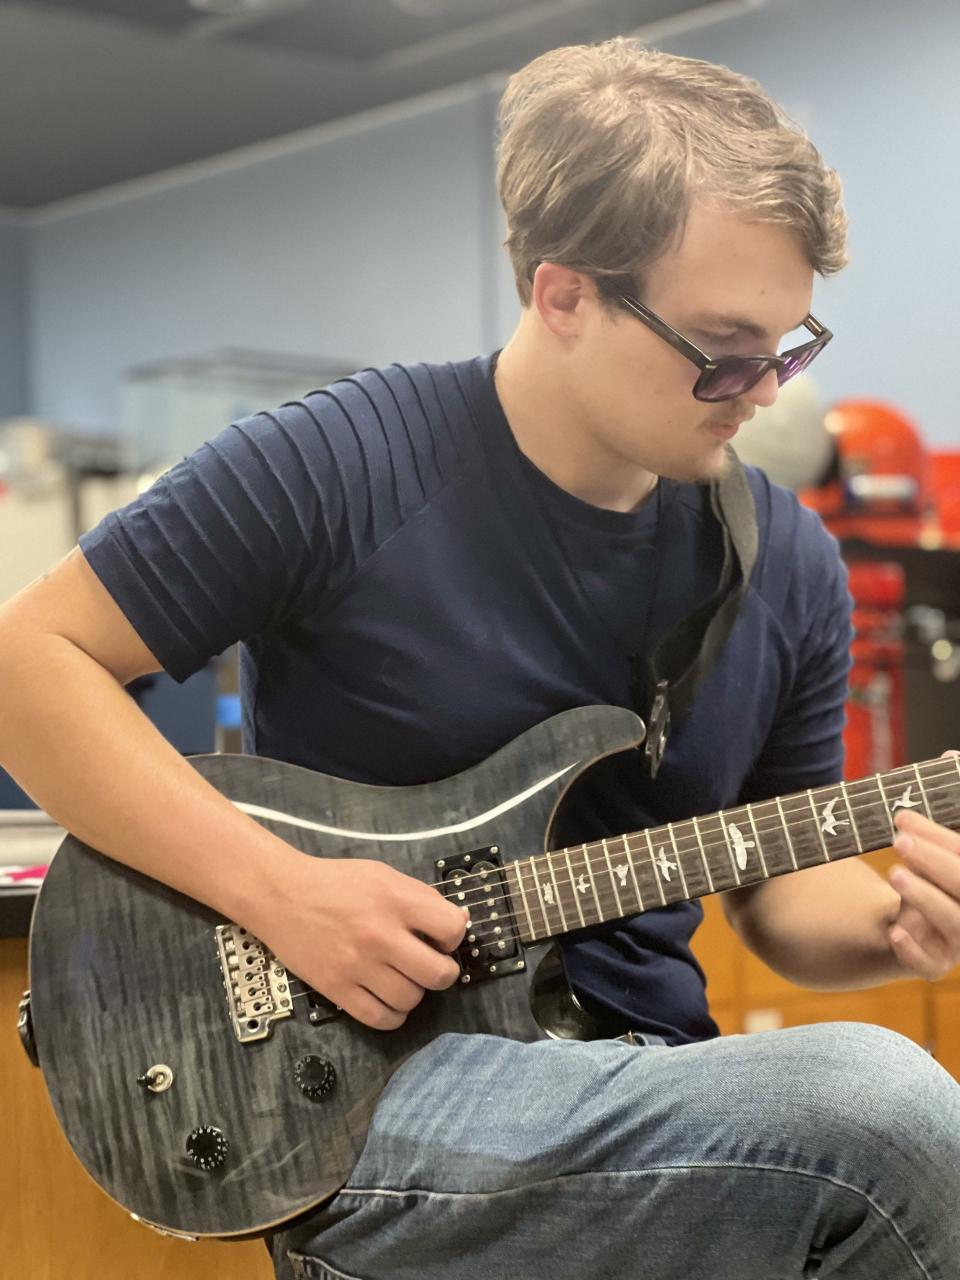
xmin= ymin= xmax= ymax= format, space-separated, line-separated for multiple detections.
xmin=630 ymin=446 xmax=758 ymax=778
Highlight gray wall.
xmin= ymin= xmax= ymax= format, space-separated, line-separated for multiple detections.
xmin=0 ymin=216 xmax=29 ymax=419
xmin=28 ymin=84 xmax=500 ymax=435
xmin=18 ymin=0 xmax=960 ymax=446
xmin=655 ymin=0 xmax=960 ymax=446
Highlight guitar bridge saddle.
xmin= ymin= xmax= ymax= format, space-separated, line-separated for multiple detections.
xmin=215 ymin=924 xmax=294 ymax=1043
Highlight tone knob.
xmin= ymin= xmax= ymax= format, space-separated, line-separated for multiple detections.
xmin=185 ymin=1125 xmax=228 ymax=1171
xmin=294 ymin=1055 xmax=336 ymax=1101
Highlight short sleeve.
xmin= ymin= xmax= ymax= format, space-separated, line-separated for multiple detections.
xmin=80 ymin=402 xmax=348 ymax=682
xmin=739 ymin=507 xmax=855 ymax=802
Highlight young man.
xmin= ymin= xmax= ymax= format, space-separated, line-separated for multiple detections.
xmin=3 ymin=39 xmax=960 ymax=1280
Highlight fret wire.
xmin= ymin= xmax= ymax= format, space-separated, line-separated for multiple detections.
xmin=819 ymin=762 xmax=960 ymax=824
xmin=601 ymin=836 xmax=626 ymax=917
xmin=514 ymin=859 xmax=537 ymax=940
xmin=690 ymin=815 xmax=715 ymax=893
xmin=509 ymin=763 xmax=957 ymax=918
xmin=545 ymin=849 xmax=569 ymax=933
xmin=643 ymin=767 xmax=960 ymax=871
xmin=838 ymin=779 xmax=864 ymax=850
xmin=581 ymin=841 xmax=604 ymax=921
xmin=666 ymin=822 xmax=689 ymax=898
xmin=562 ymin=848 xmax=587 ymax=928
xmin=912 ymin=763 xmax=932 ymax=820
xmin=437 ymin=766 xmax=960 ymax=945
xmin=510 ymin=860 xmax=536 ymax=941
xmin=742 ymin=802 xmax=769 ymax=879
xmin=659 ymin=777 xmax=897 ymax=868
xmin=774 ymin=795 xmax=800 ymax=869
xmin=732 ymin=810 xmax=755 ymax=882
xmin=945 ymin=755 xmax=960 ymax=819
xmin=931 ymin=762 xmax=960 ymax=803
xmin=779 ymin=793 xmax=825 ymax=866
xmin=622 ymin=833 xmax=647 ymax=910
xmin=806 ymin=790 xmax=833 ymax=860
xmin=716 ymin=810 xmax=742 ymax=885
xmin=527 ymin=855 xmax=550 ymax=937
xmin=874 ymin=773 xmax=896 ymax=839
xmin=507 ymin=765 xmax=960 ymax=937
xmin=887 ymin=772 xmax=928 ymax=824
xmin=644 ymin=828 xmax=667 ymax=905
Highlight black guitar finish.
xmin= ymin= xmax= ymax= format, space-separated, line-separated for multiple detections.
xmin=28 ymin=705 xmax=644 ymax=1238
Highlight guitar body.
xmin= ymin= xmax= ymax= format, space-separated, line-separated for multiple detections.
xmin=27 ymin=705 xmax=644 ymax=1239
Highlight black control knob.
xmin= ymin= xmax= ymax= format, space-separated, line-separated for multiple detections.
xmin=185 ymin=1125 xmax=228 ymax=1171
xmin=294 ymin=1055 xmax=336 ymax=1101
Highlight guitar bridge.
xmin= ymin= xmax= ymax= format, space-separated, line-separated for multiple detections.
xmin=216 ymin=924 xmax=294 ymax=1043
xmin=436 ymin=846 xmax=526 ymax=985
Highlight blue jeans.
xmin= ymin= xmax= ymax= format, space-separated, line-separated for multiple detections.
xmin=270 ymin=1022 xmax=960 ymax=1279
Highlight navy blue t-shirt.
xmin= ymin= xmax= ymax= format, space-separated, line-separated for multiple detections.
xmin=80 ymin=353 xmax=853 ymax=1045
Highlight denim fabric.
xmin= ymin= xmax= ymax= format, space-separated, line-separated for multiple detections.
xmin=271 ymin=1023 xmax=960 ymax=1280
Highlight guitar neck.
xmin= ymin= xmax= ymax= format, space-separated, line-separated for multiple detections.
xmin=503 ymin=757 xmax=960 ymax=944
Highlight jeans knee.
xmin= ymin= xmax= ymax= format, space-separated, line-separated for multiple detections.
xmin=755 ymin=1022 xmax=960 ymax=1185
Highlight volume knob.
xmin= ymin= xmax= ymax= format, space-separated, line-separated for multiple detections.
xmin=185 ymin=1125 xmax=228 ymax=1171
xmin=294 ymin=1055 xmax=336 ymax=1101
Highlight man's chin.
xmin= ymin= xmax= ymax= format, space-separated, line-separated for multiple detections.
xmin=663 ymin=443 xmax=733 ymax=486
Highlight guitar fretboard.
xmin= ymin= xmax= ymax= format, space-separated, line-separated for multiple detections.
xmin=502 ymin=757 xmax=960 ymax=944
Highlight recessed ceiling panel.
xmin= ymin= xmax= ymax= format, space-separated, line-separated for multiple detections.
xmin=0 ymin=0 xmax=736 ymax=208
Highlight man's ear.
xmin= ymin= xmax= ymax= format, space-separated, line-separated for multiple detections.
xmin=530 ymin=262 xmax=593 ymax=338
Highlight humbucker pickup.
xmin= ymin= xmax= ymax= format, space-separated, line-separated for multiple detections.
xmin=436 ymin=846 xmax=526 ymax=984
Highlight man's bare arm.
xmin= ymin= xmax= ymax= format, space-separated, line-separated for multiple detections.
xmin=0 ymin=550 xmax=465 ymax=1028
xmin=721 ymin=857 xmax=906 ymax=989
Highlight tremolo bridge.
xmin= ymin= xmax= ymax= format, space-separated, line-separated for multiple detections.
xmin=215 ymin=925 xmax=339 ymax=1043
xmin=216 ymin=925 xmax=296 ymax=1043
xmin=436 ymin=845 xmax=526 ymax=984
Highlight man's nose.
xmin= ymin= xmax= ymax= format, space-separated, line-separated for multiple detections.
xmin=742 ymin=368 xmax=781 ymax=409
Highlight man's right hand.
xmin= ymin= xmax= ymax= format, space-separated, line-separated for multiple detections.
xmin=252 ymin=854 xmax=468 ymax=1030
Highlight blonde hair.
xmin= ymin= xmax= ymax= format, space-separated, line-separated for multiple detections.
xmin=496 ymin=39 xmax=848 ymax=305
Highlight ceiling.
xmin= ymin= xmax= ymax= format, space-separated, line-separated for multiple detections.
xmin=1 ymin=0 xmax=756 ymax=209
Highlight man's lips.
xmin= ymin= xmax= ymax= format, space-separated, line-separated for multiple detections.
xmin=708 ymin=419 xmax=746 ymax=436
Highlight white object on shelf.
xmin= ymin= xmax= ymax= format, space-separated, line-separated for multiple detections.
xmin=0 ymin=810 xmax=64 ymax=870
xmin=122 ymin=348 xmax=353 ymax=470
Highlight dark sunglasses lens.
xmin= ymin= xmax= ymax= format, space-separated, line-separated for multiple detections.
xmin=777 ymin=341 xmax=824 ymax=385
xmin=695 ymin=358 xmax=772 ymax=403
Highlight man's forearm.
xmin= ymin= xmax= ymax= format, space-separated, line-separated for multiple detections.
xmin=0 ymin=629 xmax=301 ymax=932
xmin=723 ymin=857 xmax=908 ymax=990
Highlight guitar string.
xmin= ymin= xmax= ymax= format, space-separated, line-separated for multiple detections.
xmin=424 ymin=763 xmax=960 ymax=950
xmin=259 ymin=768 xmax=960 ymax=1008
xmin=235 ymin=762 xmax=960 ymax=1003
xmin=416 ymin=763 xmax=960 ymax=909
xmin=265 ymin=765 xmax=960 ymax=970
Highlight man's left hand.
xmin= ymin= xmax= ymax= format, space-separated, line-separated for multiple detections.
xmin=888 ymin=751 xmax=960 ymax=981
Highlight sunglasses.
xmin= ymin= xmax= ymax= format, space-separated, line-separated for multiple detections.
xmin=617 ymin=292 xmax=833 ymax=403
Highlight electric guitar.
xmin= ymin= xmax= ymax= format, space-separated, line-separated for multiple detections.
xmin=20 ymin=705 xmax=959 ymax=1240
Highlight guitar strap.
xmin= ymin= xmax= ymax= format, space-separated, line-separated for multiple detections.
xmin=630 ymin=444 xmax=758 ymax=778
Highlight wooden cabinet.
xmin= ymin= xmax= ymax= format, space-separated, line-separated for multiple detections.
xmin=932 ymin=988 xmax=960 ymax=1079
xmin=1 ymin=939 xmax=272 ymax=1280
xmin=691 ymin=846 xmax=958 ymax=1067
xmin=6 ymin=849 xmax=959 ymax=1278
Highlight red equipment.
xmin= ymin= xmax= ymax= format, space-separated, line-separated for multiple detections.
xmin=843 ymin=562 xmax=907 ymax=780
xmin=800 ymin=400 xmax=930 ymax=545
